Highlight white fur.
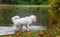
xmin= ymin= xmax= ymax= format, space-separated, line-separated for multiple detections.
xmin=11 ymin=16 xmax=20 ymax=25
xmin=11 ymin=15 xmax=36 ymax=31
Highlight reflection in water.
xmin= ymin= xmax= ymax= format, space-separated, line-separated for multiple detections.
xmin=0 ymin=25 xmax=47 ymax=35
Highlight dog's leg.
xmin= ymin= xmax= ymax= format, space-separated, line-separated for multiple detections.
xmin=17 ymin=24 xmax=22 ymax=32
xmin=27 ymin=24 xmax=30 ymax=32
xmin=20 ymin=24 xmax=22 ymax=32
xmin=16 ymin=24 xmax=22 ymax=32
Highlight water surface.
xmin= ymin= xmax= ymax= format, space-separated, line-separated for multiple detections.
xmin=0 ymin=25 xmax=47 ymax=35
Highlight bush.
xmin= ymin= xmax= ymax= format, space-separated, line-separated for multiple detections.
xmin=0 ymin=0 xmax=51 ymax=5
xmin=0 ymin=5 xmax=19 ymax=26
xmin=48 ymin=0 xmax=60 ymax=23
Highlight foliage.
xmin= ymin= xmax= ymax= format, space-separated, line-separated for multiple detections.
xmin=48 ymin=0 xmax=60 ymax=23
xmin=0 ymin=0 xmax=51 ymax=5
xmin=1 ymin=0 xmax=19 ymax=4
xmin=0 ymin=5 xmax=19 ymax=26
xmin=48 ymin=17 xmax=58 ymax=28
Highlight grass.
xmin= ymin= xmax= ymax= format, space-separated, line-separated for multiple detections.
xmin=0 ymin=4 xmax=49 ymax=8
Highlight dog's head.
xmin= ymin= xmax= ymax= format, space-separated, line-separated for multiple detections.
xmin=29 ymin=15 xmax=37 ymax=22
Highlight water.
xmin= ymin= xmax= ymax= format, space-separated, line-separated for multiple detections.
xmin=0 ymin=27 xmax=16 ymax=35
xmin=0 ymin=25 xmax=47 ymax=35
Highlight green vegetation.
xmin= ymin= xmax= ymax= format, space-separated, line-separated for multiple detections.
xmin=0 ymin=0 xmax=60 ymax=37
xmin=0 ymin=0 xmax=51 ymax=5
xmin=48 ymin=0 xmax=60 ymax=23
xmin=0 ymin=5 xmax=49 ymax=26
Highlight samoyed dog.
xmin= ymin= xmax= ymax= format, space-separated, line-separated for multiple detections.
xmin=11 ymin=15 xmax=36 ymax=31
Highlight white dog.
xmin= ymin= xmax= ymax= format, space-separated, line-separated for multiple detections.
xmin=11 ymin=15 xmax=36 ymax=31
